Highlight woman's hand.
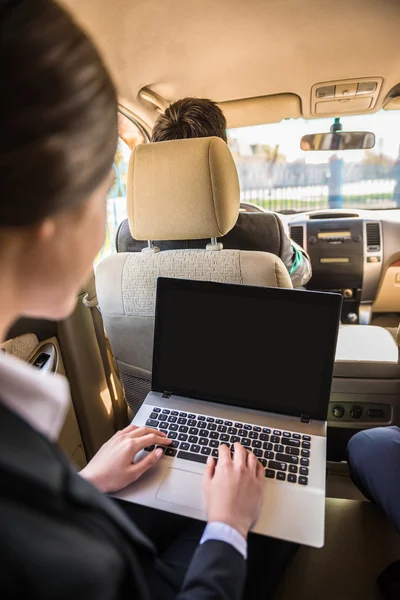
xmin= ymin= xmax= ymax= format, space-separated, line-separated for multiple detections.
xmin=203 ymin=443 xmax=264 ymax=539
xmin=79 ymin=424 xmax=171 ymax=493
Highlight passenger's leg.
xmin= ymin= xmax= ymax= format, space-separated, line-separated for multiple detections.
xmin=348 ymin=427 xmax=400 ymax=598
xmin=347 ymin=426 xmax=400 ymax=533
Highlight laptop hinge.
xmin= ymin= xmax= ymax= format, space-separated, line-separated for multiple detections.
xmin=301 ymin=414 xmax=310 ymax=424
xmin=162 ymin=391 xmax=172 ymax=399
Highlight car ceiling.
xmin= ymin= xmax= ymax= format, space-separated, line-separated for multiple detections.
xmin=60 ymin=0 xmax=400 ymax=127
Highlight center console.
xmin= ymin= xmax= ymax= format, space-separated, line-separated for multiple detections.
xmin=290 ymin=212 xmax=383 ymax=324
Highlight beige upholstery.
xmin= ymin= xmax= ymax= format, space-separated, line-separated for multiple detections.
xmin=62 ymin=0 xmax=400 ymax=125
xmin=0 ymin=333 xmax=39 ymax=361
xmin=127 ymin=137 xmax=240 ymax=241
xmin=97 ymin=137 xmax=292 ymax=412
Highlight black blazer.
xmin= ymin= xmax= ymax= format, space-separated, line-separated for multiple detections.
xmin=117 ymin=212 xmax=312 ymax=288
xmin=0 ymin=402 xmax=245 ymax=599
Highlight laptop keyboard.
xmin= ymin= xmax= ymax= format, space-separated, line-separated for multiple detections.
xmin=144 ymin=407 xmax=311 ymax=486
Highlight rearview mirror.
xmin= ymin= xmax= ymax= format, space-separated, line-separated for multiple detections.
xmin=300 ymin=131 xmax=375 ymax=152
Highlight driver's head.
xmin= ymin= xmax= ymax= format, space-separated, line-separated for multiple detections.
xmin=151 ymin=98 xmax=228 ymax=143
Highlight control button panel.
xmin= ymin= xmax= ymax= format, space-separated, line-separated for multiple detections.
xmin=316 ymin=81 xmax=378 ymax=99
xmin=29 ymin=342 xmax=57 ymax=374
xmin=329 ymin=402 xmax=391 ymax=425
xmin=311 ymin=78 xmax=383 ymax=116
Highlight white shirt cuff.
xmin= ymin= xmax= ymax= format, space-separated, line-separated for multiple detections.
xmin=200 ymin=521 xmax=247 ymax=559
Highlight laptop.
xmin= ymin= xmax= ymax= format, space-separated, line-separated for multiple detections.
xmin=114 ymin=277 xmax=342 ymax=548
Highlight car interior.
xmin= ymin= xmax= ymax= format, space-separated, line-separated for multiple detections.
xmin=4 ymin=0 xmax=400 ymax=597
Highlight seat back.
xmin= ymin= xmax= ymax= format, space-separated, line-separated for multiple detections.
xmin=96 ymin=137 xmax=292 ymax=413
xmin=97 ymin=249 xmax=291 ymax=412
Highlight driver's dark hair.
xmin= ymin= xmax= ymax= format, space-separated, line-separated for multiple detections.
xmin=0 ymin=0 xmax=118 ymax=227
xmin=151 ymin=98 xmax=228 ymax=144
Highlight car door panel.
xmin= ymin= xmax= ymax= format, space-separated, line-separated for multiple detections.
xmin=1 ymin=334 xmax=87 ymax=468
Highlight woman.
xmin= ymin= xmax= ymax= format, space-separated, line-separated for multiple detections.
xmin=0 ymin=1 xmax=296 ymax=598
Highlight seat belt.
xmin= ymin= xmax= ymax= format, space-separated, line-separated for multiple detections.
xmin=83 ymin=272 xmax=128 ymax=431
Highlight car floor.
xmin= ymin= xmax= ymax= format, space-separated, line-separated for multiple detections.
xmin=274 ymin=468 xmax=400 ymax=600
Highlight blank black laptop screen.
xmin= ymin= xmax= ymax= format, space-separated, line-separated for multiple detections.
xmin=152 ymin=278 xmax=342 ymax=421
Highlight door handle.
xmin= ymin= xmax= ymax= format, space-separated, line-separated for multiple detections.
xmin=29 ymin=342 xmax=57 ymax=373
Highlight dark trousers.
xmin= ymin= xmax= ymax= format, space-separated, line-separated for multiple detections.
xmin=347 ymin=426 xmax=400 ymax=598
xmin=116 ymin=500 xmax=298 ymax=600
xmin=347 ymin=426 xmax=400 ymax=534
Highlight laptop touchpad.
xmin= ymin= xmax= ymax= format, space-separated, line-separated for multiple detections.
xmin=156 ymin=468 xmax=204 ymax=510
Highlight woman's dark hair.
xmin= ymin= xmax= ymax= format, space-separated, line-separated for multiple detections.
xmin=151 ymin=98 xmax=228 ymax=144
xmin=0 ymin=0 xmax=118 ymax=227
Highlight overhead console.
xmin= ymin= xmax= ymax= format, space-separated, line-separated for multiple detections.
xmin=310 ymin=77 xmax=383 ymax=116
xmin=290 ymin=212 xmax=383 ymax=324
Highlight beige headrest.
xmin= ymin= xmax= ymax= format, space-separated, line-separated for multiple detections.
xmin=127 ymin=137 xmax=240 ymax=241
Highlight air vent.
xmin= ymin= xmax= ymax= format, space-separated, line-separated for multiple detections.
xmin=366 ymin=222 xmax=381 ymax=252
xmin=290 ymin=225 xmax=304 ymax=248
xmin=309 ymin=212 xmax=359 ymax=220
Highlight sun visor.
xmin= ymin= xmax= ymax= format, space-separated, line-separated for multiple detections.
xmin=219 ymin=94 xmax=301 ymax=128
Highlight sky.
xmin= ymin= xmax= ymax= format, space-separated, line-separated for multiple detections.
xmin=228 ymin=110 xmax=400 ymax=164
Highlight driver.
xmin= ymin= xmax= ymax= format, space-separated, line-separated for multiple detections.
xmin=118 ymin=98 xmax=312 ymax=288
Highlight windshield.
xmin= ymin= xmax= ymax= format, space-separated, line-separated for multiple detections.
xmin=227 ymin=111 xmax=400 ymax=213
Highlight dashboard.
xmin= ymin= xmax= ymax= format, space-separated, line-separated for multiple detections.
xmin=272 ymin=208 xmax=400 ymax=457
xmin=284 ymin=209 xmax=400 ymax=324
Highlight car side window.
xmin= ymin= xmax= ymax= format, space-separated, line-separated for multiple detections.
xmin=96 ymin=112 xmax=147 ymax=264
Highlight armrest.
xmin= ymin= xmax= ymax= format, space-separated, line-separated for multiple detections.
xmin=336 ymin=325 xmax=399 ymax=363
xmin=334 ymin=325 xmax=400 ymax=378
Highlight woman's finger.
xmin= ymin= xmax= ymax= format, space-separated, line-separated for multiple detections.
xmin=218 ymin=443 xmax=232 ymax=465
xmin=134 ymin=432 xmax=172 ymax=452
xmin=256 ymin=459 xmax=265 ymax=480
xmin=247 ymin=450 xmax=258 ymax=473
xmin=127 ymin=426 xmax=167 ymax=439
xmin=233 ymin=442 xmax=247 ymax=468
xmin=203 ymin=455 xmax=215 ymax=484
xmin=129 ymin=447 xmax=164 ymax=481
